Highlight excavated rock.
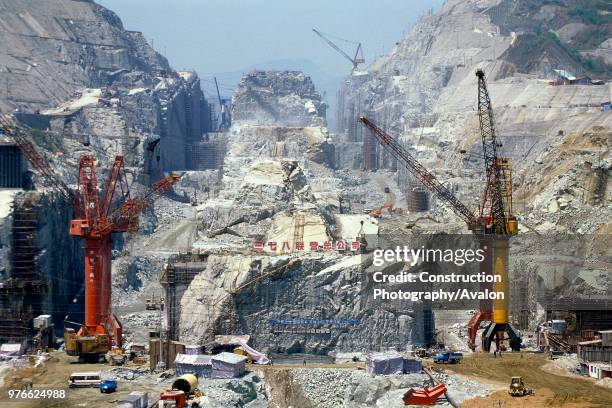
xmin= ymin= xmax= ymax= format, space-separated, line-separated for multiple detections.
xmin=232 ymin=71 xmax=326 ymax=127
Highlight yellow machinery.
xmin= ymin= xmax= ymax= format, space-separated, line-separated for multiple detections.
xmin=509 ymin=376 xmax=534 ymax=397
xmin=64 ymin=327 xmax=110 ymax=363
xmin=358 ymin=69 xmax=522 ymax=352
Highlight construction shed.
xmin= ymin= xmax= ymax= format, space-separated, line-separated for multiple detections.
xmin=582 ymin=362 xmax=612 ymax=380
xmin=578 ymin=339 xmax=612 ymax=363
xmin=402 ymin=356 xmax=422 ymax=373
xmin=175 ymin=353 xmax=212 ymax=378
xmin=0 ymin=343 xmax=24 ymax=359
xmin=211 ymin=352 xmax=247 ymax=379
xmin=365 ymin=352 xmax=404 ymax=375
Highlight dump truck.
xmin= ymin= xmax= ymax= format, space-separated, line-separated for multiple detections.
xmin=432 ymin=351 xmax=463 ymax=364
xmin=508 ymin=376 xmax=534 ymax=397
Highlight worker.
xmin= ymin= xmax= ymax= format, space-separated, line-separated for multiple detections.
xmin=303 ymin=359 xmax=306 ymax=366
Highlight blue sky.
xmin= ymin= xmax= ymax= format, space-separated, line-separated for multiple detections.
xmin=99 ymin=0 xmax=444 ymax=97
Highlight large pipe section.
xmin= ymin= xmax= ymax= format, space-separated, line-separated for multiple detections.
xmin=172 ymin=374 xmax=198 ymax=395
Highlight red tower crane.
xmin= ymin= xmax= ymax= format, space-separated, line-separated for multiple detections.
xmin=358 ymin=70 xmax=520 ymax=352
xmin=1 ymin=115 xmax=180 ymax=359
xmin=65 ymin=155 xmax=180 ymax=361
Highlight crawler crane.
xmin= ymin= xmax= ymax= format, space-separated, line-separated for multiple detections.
xmin=359 ymin=69 xmax=520 ymax=352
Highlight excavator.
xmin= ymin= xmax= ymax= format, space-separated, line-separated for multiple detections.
xmin=359 ymin=69 xmax=521 ymax=352
xmin=369 ymin=204 xmax=393 ymax=218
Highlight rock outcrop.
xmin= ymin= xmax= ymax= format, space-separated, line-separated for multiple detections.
xmin=0 ymin=0 xmax=214 ymax=179
xmin=231 ymin=71 xmax=326 ymax=127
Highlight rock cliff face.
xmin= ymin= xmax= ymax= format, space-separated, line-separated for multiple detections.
xmin=0 ymin=0 xmax=213 ymax=331
xmin=179 ymin=253 xmax=428 ymax=354
xmin=0 ymin=0 xmax=168 ymax=112
xmin=231 ymin=71 xmax=326 ymax=127
xmin=340 ymin=0 xmax=610 ymax=231
xmin=0 ymin=0 xmax=213 ymax=178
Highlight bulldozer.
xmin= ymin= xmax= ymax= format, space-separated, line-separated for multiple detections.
xmin=508 ymin=376 xmax=534 ymax=397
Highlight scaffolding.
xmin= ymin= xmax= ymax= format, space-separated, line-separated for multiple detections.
xmin=0 ymin=144 xmax=23 ymax=188
xmin=0 ymin=200 xmax=45 ymax=343
xmin=187 ymin=133 xmax=227 ymax=170
xmin=160 ymin=253 xmax=210 ymax=341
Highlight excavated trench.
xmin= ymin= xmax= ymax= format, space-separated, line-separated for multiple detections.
xmin=257 ymin=368 xmax=314 ymax=408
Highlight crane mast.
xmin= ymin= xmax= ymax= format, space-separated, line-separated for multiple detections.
xmin=358 ymin=70 xmax=521 ymax=352
xmin=476 ymin=69 xmax=517 ymax=236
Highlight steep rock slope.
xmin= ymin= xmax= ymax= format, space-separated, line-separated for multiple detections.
xmin=0 ymin=0 xmax=212 ymax=177
xmin=342 ymin=0 xmax=610 ymax=233
xmin=0 ymin=0 xmax=167 ymax=111
xmin=0 ymin=0 xmax=212 ymax=330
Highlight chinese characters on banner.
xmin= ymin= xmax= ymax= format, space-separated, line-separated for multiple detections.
xmin=252 ymin=240 xmax=361 ymax=252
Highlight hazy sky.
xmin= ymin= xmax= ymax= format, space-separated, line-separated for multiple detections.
xmin=99 ymin=0 xmax=444 ymax=96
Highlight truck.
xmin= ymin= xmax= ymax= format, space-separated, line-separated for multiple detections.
xmin=432 ymin=352 xmax=463 ymax=364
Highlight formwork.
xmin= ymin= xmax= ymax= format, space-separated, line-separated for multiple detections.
xmin=187 ymin=134 xmax=227 ymax=170
xmin=407 ymin=187 xmax=429 ymax=212
xmin=11 ymin=205 xmax=39 ymax=281
xmin=0 ymin=144 xmax=23 ymax=188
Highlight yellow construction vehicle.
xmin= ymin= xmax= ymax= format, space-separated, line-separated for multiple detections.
xmin=64 ymin=327 xmax=110 ymax=363
xmin=508 ymin=376 xmax=534 ymax=397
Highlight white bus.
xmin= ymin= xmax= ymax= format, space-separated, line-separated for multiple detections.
xmin=68 ymin=372 xmax=102 ymax=388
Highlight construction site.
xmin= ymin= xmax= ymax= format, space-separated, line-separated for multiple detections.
xmin=0 ymin=0 xmax=611 ymax=407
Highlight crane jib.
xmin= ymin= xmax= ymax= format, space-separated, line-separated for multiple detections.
xmin=358 ymin=116 xmax=478 ymax=227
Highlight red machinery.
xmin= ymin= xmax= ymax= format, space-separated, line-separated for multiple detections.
xmin=358 ymin=70 xmax=521 ymax=352
xmin=66 ymin=155 xmax=180 ymax=360
xmin=403 ymin=383 xmax=446 ymax=406
xmin=0 ymin=116 xmax=180 ymax=358
xmin=159 ymin=390 xmax=186 ymax=408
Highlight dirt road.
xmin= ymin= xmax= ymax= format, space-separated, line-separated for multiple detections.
xmin=442 ymin=352 xmax=612 ymax=407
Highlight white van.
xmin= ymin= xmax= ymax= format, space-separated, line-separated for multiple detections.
xmin=68 ymin=372 xmax=102 ymax=388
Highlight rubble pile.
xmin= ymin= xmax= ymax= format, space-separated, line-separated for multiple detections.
xmin=199 ymin=373 xmax=268 ymax=408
